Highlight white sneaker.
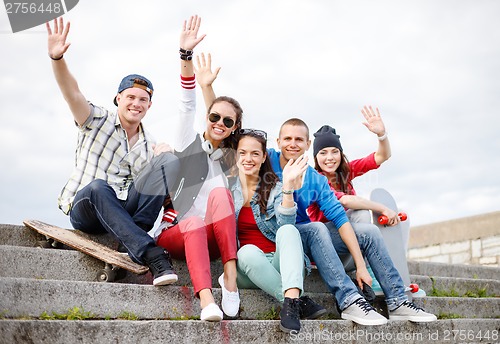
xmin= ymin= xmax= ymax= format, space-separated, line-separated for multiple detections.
xmin=342 ymin=298 xmax=388 ymax=326
xmin=218 ymin=273 xmax=240 ymax=317
xmin=200 ymin=303 xmax=223 ymax=322
xmin=389 ymin=301 xmax=437 ymax=322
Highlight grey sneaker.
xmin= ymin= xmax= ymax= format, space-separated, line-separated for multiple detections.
xmin=389 ymin=301 xmax=437 ymax=322
xmin=341 ymin=298 xmax=388 ymax=326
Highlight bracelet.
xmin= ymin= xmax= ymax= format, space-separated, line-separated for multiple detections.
xmin=180 ymin=54 xmax=193 ymax=61
xmin=49 ymin=54 xmax=64 ymax=61
xmin=282 ymin=188 xmax=294 ymax=195
xmin=377 ymin=132 xmax=388 ymax=141
xmin=179 ymin=47 xmax=193 ymax=55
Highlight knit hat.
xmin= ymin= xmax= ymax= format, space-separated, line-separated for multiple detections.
xmin=313 ymin=125 xmax=343 ymax=157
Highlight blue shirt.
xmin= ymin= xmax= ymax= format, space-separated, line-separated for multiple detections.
xmin=267 ymin=148 xmax=349 ymax=229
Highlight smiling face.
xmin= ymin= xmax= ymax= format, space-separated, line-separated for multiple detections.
xmin=277 ymin=124 xmax=311 ymax=164
xmin=237 ymin=136 xmax=266 ymax=177
xmin=205 ymin=101 xmax=238 ymax=147
xmin=116 ymin=88 xmax=152 ymax=128
xmin=316 ymin=147 xmax=342 ymax=175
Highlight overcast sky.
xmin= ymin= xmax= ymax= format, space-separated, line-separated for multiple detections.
xmin=1 ymin=0 xmax=499 ymax=229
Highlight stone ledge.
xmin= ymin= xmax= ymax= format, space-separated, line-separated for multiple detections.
xmin=409 ymin=211 xmax=500 ymax=248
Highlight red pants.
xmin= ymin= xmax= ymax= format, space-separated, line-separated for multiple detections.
xmin=156 ymin=187 xmax=237 ymax=296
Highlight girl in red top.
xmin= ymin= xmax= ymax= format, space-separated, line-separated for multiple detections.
xmin=307 ymin=106 xmax=399 ymax=292
xmin=308 ymin=106 xmax=398 ymax=226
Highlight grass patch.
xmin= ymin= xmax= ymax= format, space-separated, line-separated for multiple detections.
xmin=429 ymin=278 xmax=494 ymax=298
xmin=39 ymin=307 xmax=96 ymax=320
xmin=438 ymin=312 xmax=463 ymax=320
xmin=255 ymin=306 xmax=280 ymax=320
xmin=116 ymin=311 xmax=138 ymax=320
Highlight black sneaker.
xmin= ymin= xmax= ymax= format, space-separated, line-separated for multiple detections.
xmin=143 ymin=247 xmax=178 ymax=286
xmin=280 ymin=297 xmax=301 ymax=333
xmin=299 ymin=295 xmax=327 ymax=319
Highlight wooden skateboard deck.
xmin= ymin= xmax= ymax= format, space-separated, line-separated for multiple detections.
xmin=369 ymin=188 xmax=413 ymax=300
xmin=24 ymin=219 xmax=149 ymax=282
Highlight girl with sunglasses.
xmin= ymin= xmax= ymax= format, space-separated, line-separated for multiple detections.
xmin=230 ymin=129 xmax=326 ymax=333
xmin=154 ymin=16 xmax=243 ymax=322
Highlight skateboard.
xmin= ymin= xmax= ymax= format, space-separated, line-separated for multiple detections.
xmin=23 ymin=219 xmax=149 ymax=282
xmin=370 ymin=188 xmax=425 ymax=300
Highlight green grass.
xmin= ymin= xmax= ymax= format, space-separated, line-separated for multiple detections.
xmin=39 ymin=307 xmax=96 ymax=320
xmin=255 ymin=306 xmax=280 ymax=320
xmin=429 ymin=278 xmax=494 ymax=298
xmin=437 ymin=312 xmax=464 ymax=320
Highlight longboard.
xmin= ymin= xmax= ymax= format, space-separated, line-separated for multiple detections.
xmin=370 ymin=188 xmax=416 ymax=300
xmin=24 ymin=219 xmax=149 ymax=282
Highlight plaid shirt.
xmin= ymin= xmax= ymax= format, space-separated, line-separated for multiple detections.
xmin=58 ymin=103 xmax=155 ymax=214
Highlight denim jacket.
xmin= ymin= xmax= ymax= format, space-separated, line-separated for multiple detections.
xmin=230 ymin=177 xmax=312 ymax=272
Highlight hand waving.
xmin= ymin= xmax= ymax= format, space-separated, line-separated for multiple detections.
xmin=46 ymin=17 xmax=71 ymax=60
xmin=180 ymin=15 xmax=206 ymax=51
xmin=195 ymin=52 xmax=221 ymax=89
xmin=283 ymin=154 xmax=309 ymax=191
xmin=361 ymin=105 xmax=386 ymax=136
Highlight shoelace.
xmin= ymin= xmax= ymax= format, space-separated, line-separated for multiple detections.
xmin=285 ymin=299 xmax=301 ymax=318
xmin=148 ymin=251 xmax=171 ymax=272
xmin=401 ymin=301 xmax=423 ymax=311
xmin=354 ymin=298 xmax=375 ymax=315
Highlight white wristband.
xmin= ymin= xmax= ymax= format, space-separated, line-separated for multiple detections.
xmin=377 ymin=132 xmax=388 ymax=141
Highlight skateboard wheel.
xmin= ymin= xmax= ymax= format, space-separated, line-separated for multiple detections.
xmin=36 ymin=240 xmax=52 ymax=249
xmin=97 ymin=268 xmax=116 ymax=282
xmin=378 ymin=215 xmax=389 ymax=225
xmin=409 ymin=283 xmax=419 ymax=293
xmin=399 ymin=212 xmax=408 ymax=221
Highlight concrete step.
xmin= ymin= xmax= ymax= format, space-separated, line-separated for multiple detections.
xmin=0 ymin=245 xmax=327 ymax=292
xmin=0 ymin=277 xmax=339 ymax=320
xmin=3 ymin=245 xmax=499 ymax=298
xmin=4 ymin=223 xmax=500 ymax=281
xmin=408 ymin=260 xmax=500 ymax=280
xmin=1 ymin=319 xmax=499 ymax=344
xmin=1 ymin=277 xmax=498 ymax=320
xmin=411 ymin=275 xmax=500 ymax=298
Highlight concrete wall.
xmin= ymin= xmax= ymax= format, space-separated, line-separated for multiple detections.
xmin=408 ymin=211 xmax=500 ymax=267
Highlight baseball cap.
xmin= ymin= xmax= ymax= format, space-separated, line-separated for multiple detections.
xmin=113 ymin=74 xmax=154 ymax=106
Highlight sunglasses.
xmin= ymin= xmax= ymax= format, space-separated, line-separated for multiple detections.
xmin=208 ymin=112 xmax=235 ymax=129
xmin=239 ymin=128 xmax=267 ymax=140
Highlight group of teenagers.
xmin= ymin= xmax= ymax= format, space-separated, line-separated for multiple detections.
xmin=46 ymin=15 xmax=437 ymax=333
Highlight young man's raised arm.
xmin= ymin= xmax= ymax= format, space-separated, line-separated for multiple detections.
xmin=46 ymin=18 xmax=90 ymax=127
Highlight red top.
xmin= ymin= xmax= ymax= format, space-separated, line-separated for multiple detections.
xmin=238 ymin=206 xmax=276 ymax=253
xmin=308 ymin=152 xmax=379 ymax=222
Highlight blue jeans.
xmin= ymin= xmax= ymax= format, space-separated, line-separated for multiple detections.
xmin=236 ymin=224 xmax=305 ymax=302
xmin=296 ymin=222 xmax=361 ymax=310
xmin=70 ymin=152 xmax=180 ymax=264
xmin=324 ymin=221 xmax=408 ymax=311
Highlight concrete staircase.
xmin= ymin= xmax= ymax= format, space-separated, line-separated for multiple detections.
xmin=0 ymin=223 xmax=499 ymax=344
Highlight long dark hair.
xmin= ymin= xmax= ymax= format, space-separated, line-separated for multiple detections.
xmin=208 ymin=96 xmax=243 ymax=169
xmin=314 ymin=152 xmax=353 ymax=194
xmin=238 ymin=130 xmax=279 ymax=215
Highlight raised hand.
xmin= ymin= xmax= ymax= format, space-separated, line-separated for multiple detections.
xmin=180 ymin=15 xmax=206 ymax=51
xmin=361 ymin=105 xmax=386 ymax=137
xmin=195 ymin=53 xmax=221 ymax=89
xmin=283 ymin=154 xmax=309 ymax=191
xmin=46 ymin=17 xmax=71 ymax=60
